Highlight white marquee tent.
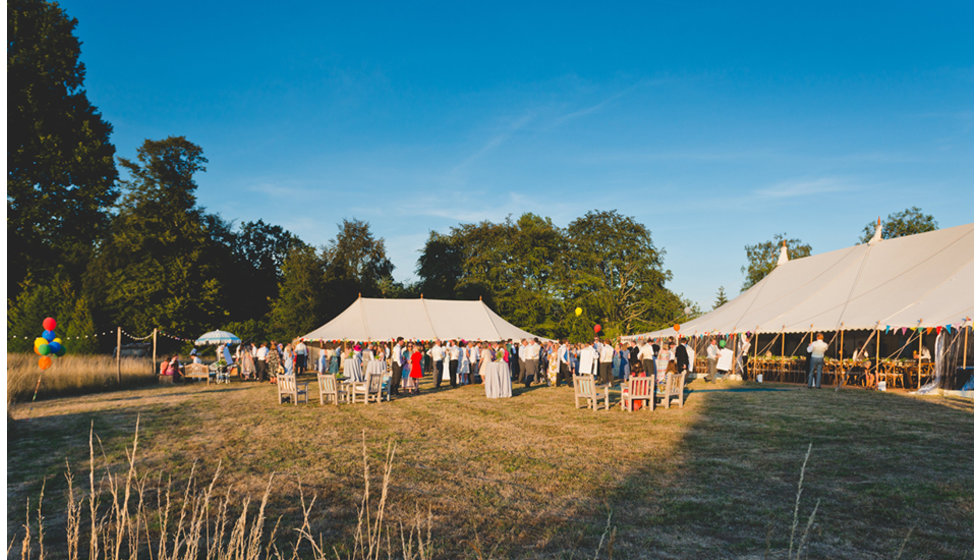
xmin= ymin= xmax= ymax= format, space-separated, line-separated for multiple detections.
xmin=626 ymin=223 xmax=974 ymax=340
xmin=300 ymin=297 xmax=545 ymax=342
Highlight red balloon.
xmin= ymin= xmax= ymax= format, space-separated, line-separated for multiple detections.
xmin=42 ymin=317 xmax=57 ymax=331
xmin=594 ymin=324 xmax=602 ymax=333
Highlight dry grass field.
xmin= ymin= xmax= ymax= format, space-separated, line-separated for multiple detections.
xmin=7 ymin=374 xmax=973 ymax=559
xmin=7 ymin=353 xmax=156 ymax=403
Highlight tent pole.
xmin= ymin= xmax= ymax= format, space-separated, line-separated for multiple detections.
xmin=875 ymin=328 xmax=880 ymax=387
xmin=964 ymin=326 xmax=969 ymax=368
xmin=751 ymin=330 xmax=758 ymax=379
xmin=917 ymin=328 xmax=923 ymax=389
xmin=781 ymin=331 xmax=785 ymax=357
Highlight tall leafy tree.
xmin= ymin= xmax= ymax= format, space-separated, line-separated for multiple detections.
xmin=565 ymin=210 xmax=681 ymax=340
xmin=267 ymin=245 xmax=327 ymax=339
xmin=741 ymin=234 xmax=812 ymax=291
xmin=85 ymin=137 xmax=233 ymax=336
xmin=321 ymin=219 xmax=395 ymax=320
xmin=8 ymin=0 xmax=118 ymax=296
xmin=859 ymin=207 xmax=938 ymax=242
xmin=231 ymin=219 xmax=306 ymax=320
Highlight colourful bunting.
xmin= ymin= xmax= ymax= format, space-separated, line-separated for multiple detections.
xmin=901 ymin=327 xmax=907 ymax=335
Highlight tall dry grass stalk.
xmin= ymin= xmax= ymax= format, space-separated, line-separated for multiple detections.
xmin=787 ymin=442 xmax=820 ymax=560
xmin=11 ymin=420 xmax=432 ymax=560
xmin=7 ymin=353 xmax=155 ymax=403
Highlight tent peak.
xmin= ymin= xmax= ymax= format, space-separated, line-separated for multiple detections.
xmin=776 ymin=242 xmax=789 ymax=266
xmin=869 ymin=218 xmax=883 ymax=245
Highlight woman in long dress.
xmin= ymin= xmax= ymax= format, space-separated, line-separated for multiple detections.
xmin=240 ymin=345 xmax=256 ymax=380
xmin=656 ymin=343 xmax=671 ymax=380
xmin=547 ymin=343 xmax=560 ymax=387
xmin=479 ymin=343 xmax=494 ymax=397
xmin=409 ymin=344 xmax=423 ymax=394
xmin=458 ymin=345 xmax=470 ymax=385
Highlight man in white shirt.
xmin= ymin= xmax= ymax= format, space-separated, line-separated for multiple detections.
xmin=295 ymin=340 xmax=308 ymax=374
xmin=523 ymin=338 xmax=542 ymax=387
xmin=806 ymin=333 xmax=830 ymax=388
xmin=557 ymin=340 xmax=571 ymax=386
xmin=518 ymin=339 xmax=529 ymax=384
xmin=638 ymin=339 xmax=656 ymax=379
xmin=706 ymin=339 xmax=719 ymax=382
xmin=429 ymin=340 xmax=446 ymax=388
xmin=598 ymin=340 xmax=614 ymax=385
xmin=256 ymin=343 xmax=269 ymax=381
xmin=578 ymin=343 xmax=598 ymax=376
xmin=468 ymin=342 xmax=481 ymax=382
xmin=447 ymin=340 xmax=460 ymax=388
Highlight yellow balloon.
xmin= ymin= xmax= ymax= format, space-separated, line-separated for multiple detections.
xmin=34 ymin=337 xmax=47 ymax=348
xmin=53 ymin=338 xmax=62 ymax=344
xmin=575 ymin=307 xmax=583 ymax=316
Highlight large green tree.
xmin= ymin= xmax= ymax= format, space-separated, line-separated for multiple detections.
xmin=859 ymin=207 xmax=938 ymax=243
xmin=321 ymin=219 xmax=396 ymax=320
xmin=741 ymin=234 xmax=812 ymax=291
xmin=267 ymin=245 xmax=328 ymax=339
xmin=8 ymin=0 xmax=118 ymax=296
xmin=231 ymin=219 xmax=306 ymax=320
xmin=84 ymin=137 xmax=234 ymax=337
xmin=565 ymin=210 xmax=681 ymax=340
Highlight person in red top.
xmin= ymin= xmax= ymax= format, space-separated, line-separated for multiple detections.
xmin=409 ymin=344 xmax=423 ymax=394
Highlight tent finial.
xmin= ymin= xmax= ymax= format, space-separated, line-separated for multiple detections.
xmin=420 ymin=293 xmax=424 ymax=299
xmin=870 ymin=217 xmax=883 ymax=244
xmin=358 ymin=292 xmax=361 ymax=299
xmin=479 ymin=295 xmax=483 ymax=301
xmin=776 ymin=241 xmax=790 ymax=266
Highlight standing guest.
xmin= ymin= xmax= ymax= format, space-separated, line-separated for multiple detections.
xmin=598 ymin=339 xmax=614 ymax=385
xmin=547 ymin=342 xmax=560 ymax=386
xmin=446 ymin=340 xmax=460 ymax=388
xmin=612 ymin=343 xmax=626 ymax=381
xmin=428 ymin=340 xmax=446 ymax=388
xmin=628 ymin=342 xmax=641 ymax=375
xmin=283 ymin=344 xmax=295 ymax=376
xmin=240 ymin=345 xmax=256 ymax=380
xmin=706 ymin=338 xmax=720 ymax=382
xmin=507 ymin=340 xmax=519 ymax=381
xmin=295 ymin=340 xmax=308 ymax=374
xmin=256 ymin=343 xmax=269 ymax=381
xmin=478 ymin=342 xmax=493 ymax=388
xmin=390 ymin=338 xmax=404 ymax=396
xmin=578 ymin=343 xmax=598 ymax=377
xmin=806 ymin=333 xmax=829 ymax=388
xmin=317 ymin=346 xmax=328 ymax=375
xmin=518 ymin=339 xmax=529 ymax=383
xmin=458 ymin=342 xmax=471 ymax=385
xmin=468 ymin=341 xmax=482 ymax=383
xmin=656 ymin=343 xmax=671 ymax=379
xmin=639 ymin=339 xmax=656 ymax=379
xmin=266 ymin=342 xmax=282 ymax=382
xmin=675 ymin=337 xmax=691 ymax=377
xmin=524 ymin=338 xmax=542 ymax=387
xmin=557 ymin=340 xmax=571 ymax=386
xmin=409 ymin=344 xmax=423 ymax=394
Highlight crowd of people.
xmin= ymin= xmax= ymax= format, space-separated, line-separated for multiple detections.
xmin=157 ymin=335 xmax=746 ymax=394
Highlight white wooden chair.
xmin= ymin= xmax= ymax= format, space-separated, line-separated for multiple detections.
xmin=317 ymin=374 xmax=346 ymax=405
xmin=277 ymin=374 xmax=308 ymax=405
xmin=620 ymin=376 xmax=654 ymax=412
xmin=573 ymin=375 xmax=609 ymax=411
xmin=655 ymin=373 xmax=685 ymax=409
xmin=350 ymin=373 xmax=384 ymax=404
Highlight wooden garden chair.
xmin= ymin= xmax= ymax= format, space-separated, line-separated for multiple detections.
xmin=620 ymin=376 xmax=654 ymax=412
xmin=573 ymin=375 xmax=609 ymax=411
xmin=277 ymin=374 xmax=308 ymax=405
xmin=350 ymin=373 xmax=384 ymax=404
xmin=317 ymin=374 xmax=346 ymax=405
xmin=655 ymin=373 xmax=685 ymax=409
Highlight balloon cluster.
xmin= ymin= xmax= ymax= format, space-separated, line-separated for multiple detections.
xmin=34 ymin=317 xmax=66 ymax=370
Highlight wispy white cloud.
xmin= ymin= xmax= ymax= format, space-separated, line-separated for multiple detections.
xmin=754 ymin=177 xmax=855 ymax=199
xmin=449 ymin=112 xmax=536 ymax=176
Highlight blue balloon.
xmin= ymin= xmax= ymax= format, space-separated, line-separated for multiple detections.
xmin=42 ymin=330 xmax=56 ymax=342
xmin=48 ymin=341 xmax=63 ymax=355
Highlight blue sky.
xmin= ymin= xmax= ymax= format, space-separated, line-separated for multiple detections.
xmin=60 ymin=0 xmax=973 ymax=311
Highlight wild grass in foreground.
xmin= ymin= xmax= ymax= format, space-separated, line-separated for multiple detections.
xmin=7 ymin=378 xmax=973 ymax=558
xmin=10 ymin=418 xmax=433 ymax=560
xmin=7 ymin=353 xmax=155 ymax=404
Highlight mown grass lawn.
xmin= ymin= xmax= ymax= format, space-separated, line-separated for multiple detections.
xmin=7 ymin=375 xmax=973 ymax=559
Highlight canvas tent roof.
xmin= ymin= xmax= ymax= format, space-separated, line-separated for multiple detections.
xmin=300 ymin=297 xmax=545 ymax=342
xmin=627 ymin=223 xmax=974 ymax=339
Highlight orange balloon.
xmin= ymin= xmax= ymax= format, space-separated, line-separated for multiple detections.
xmin=38 ymin=356 xmax=53 ymax=370
xmin=673 ymin=323 xmax=681 ymax=332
